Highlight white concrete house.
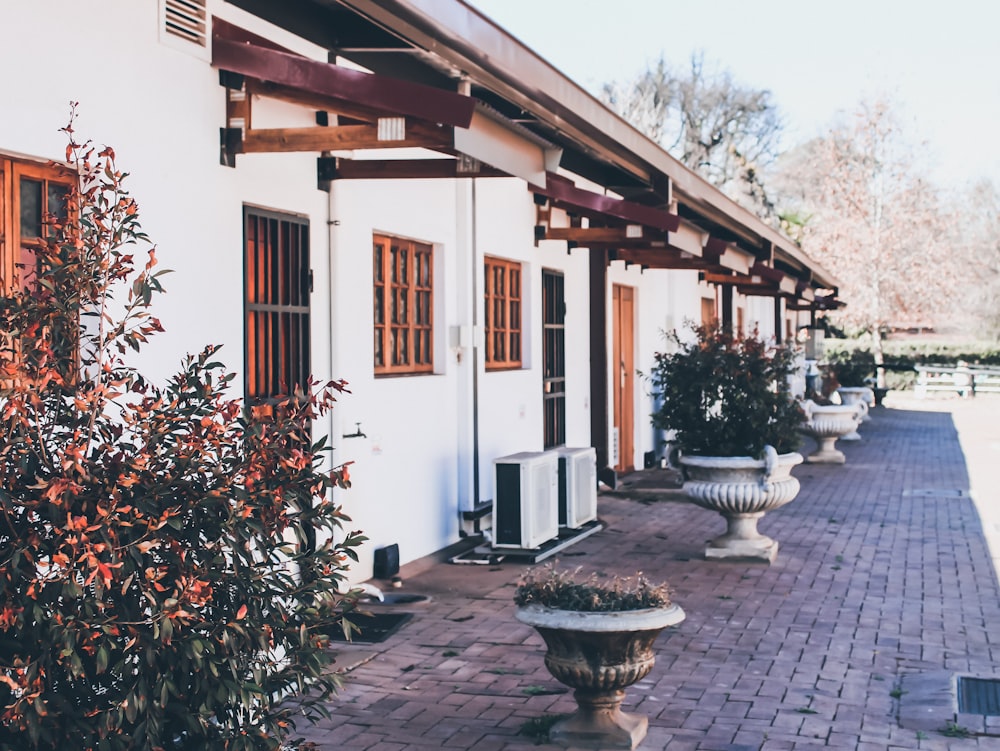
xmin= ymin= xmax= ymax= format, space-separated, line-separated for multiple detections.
xmin=0 ymin=0 xmax=838 ymax=580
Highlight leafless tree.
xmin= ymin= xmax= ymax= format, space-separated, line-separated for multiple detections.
xmin=602 ymin=52 xmax=783 ymax=219
xmin=951 ymin=180 xmax=1000 ymax=339
xmin=773 ymin=98 xmax=957 ymax=383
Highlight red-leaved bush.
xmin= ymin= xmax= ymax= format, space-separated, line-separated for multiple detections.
xmin=0 ymin=108 xmax=365 ymax=750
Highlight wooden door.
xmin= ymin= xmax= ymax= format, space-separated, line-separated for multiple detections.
xmin=612 ymin=285 xmax=634 ymax=473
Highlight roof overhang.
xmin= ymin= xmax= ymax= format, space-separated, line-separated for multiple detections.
xmin=217 ymin=2 xmax=841 ymax=298
xmin=213 ymin=18 xmax=561 ymax=185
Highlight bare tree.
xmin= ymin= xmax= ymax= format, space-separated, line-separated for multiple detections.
xmin=952 ymin=180 xmax=1000 ymax=339
xmin=602 ymin=52 xmax=783 ymax=219
xmin=774 ymin=98 xmax=957 ymax=383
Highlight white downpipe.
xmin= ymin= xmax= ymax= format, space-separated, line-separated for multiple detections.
xmin=326 ymin=175 xmax=344 ymax=482
xmin=454 ymin=178 xmax=479 ymax=513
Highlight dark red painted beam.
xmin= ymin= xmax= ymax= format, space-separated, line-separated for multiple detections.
xmin=530 ymin=173 xmax=680 ymax=233
xmin=749 ymin=261 xmax=785 ymax=285
xmin=212 ymin=18 xmax=475 ymax=129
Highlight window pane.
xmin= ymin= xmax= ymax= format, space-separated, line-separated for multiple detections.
xmin=398 ymin=328 xmax=409 ymax=365
xmin=374 ymin=287 xmax=384 ymax=324
xmin=20 ymin=178 xmax=42 ymax=239
xmin=422 ymin=291 xmax=431 ymax=324
xmin=417 ymin=330 xmax=429 ymax=364
xmin=47 ymin=183 xmax=70 ymax=223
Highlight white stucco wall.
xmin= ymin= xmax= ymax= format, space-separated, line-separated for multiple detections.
xmin=2 ymin=2 xmax=335 ymax=383
xmin=2 ymin=0 xmax=801 ymax=583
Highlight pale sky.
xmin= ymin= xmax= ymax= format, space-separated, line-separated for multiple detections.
xmin=471 ymin=0 xmax=1000 ymax=190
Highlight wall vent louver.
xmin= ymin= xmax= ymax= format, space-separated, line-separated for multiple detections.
xmin=164 ymin=0 xmax=207 ymax=47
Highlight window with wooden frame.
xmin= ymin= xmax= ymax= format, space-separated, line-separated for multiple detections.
xmin=244 ymin=207 xmax=311 ymax=404
xmin=1 ymin=156 xmax=74 ymax=292
xmin=373 ymin=234 xmax=433 ymax=375
xmin=1 ymin=155 xmax=76 ymax=382
xmin=484 ymin=256 xmax=522 ymax=370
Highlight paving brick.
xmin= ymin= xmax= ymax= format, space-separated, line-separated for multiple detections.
xmin=288 ymin=395 xmax=1000 ymax=751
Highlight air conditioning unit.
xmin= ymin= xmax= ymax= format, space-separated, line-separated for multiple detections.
xmin=492 ymin=451 xmax=559 ymax=549
xmin=556 ymin=447 xmax=597 ymax=528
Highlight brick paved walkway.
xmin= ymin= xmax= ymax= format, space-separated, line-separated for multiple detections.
xmin=299 ymin=393 xmax=1000 ymax=750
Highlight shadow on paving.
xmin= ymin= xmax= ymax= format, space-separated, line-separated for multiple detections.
xmin=297 ymin=399 xmax=1000 ymax=750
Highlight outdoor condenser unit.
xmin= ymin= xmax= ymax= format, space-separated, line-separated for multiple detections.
xmin=492 ymin=451 xmax=559 ymax=549
xmin=556 ymin=446 xmax=598 ymax=529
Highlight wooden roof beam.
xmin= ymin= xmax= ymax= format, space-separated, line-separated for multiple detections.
xmin=241 ymin=119 xmax=453 ymax=153
xmin=541 ymin=225 xmax=670 ymax=246
xmin=327 ymin=157 xmax=508 ymax=179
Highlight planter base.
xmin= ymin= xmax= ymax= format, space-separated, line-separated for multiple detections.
xmin=702 ymin=511 xmax=778 ymax=562
xmin=550 ymin=690 xmax=646 ymax=750
xmin=706 ymin=534 xmax=778 ymax=563
xmin=806 ymin=437 xmax=847 ymax=464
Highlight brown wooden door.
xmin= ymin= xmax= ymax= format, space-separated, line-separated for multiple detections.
xmin=612 ymin=285 xmax=634 ymax=473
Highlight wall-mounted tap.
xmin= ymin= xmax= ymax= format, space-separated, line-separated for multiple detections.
xmin=343 ymin=422 xmax=367 ymax=439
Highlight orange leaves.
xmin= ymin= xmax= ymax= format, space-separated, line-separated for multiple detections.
xmin=236 ymin=604 xmax=248 ymax=621
xmin=0 ymin=605 xmax=21 ymax=630
xmin=135 ymin=539 xmax=158 ymax=555
xmin=82 ymin=556 xmax=122 ymax=590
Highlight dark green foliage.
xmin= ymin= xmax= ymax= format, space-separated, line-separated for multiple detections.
xmin=0 ymin=111 xmax=365 ymax=750
xmin=648 ymin=323 xmax=803 ymax=457
xmin=825 ymin=349 xmax=874 ymax=387
xmin=513 ymin=567 xmax=671 ymax=612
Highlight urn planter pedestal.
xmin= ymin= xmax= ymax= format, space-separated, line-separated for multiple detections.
xmin=679 ymin=446 xmax=803 ymax=563
xmin=800 ymin=401 xmax=863 ymax=463
xmin=515 ymin=604 xmax=685 ymax=750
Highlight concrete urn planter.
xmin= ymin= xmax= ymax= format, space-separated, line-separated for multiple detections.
xmin=515 ymin=603 xmax=685 ymax=749
xmin=800 ymin=400 xmax=864 ymax=464
xmin=679 ymin=445 xmax=802 ymax=563
xmin=835 ymin=387 xmax=873 ymax=440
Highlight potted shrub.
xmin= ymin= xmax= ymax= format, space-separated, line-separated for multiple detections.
xmin=649 ymin=324 xmax=804 ymax=562
xmin=0 ymin=117 xmax=366 ymax=749
xmin=514 ymin=567 xmax=684 ymax=750
xmin=826 ymin=350 xmax=875 ymax=426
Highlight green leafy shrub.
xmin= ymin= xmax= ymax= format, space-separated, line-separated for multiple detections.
xmin=514 ymin=567 xmax=671 ymax=612
xmin=0 ymin=114 xmax=365 ymax=750
xmin=648 ymin=324 xmax=803 ymax=457
xmin=825 ymin=350 xmax=874 ymax=387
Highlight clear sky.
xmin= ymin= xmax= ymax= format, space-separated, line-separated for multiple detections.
xmin=470 ymin=0 xmax=1000 ymax=190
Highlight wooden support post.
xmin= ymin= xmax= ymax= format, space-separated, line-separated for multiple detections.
xmin=589 ymin=249 xmax=615 ymax=488
xmin=721 ymin=285 xmax=734 ymax=333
